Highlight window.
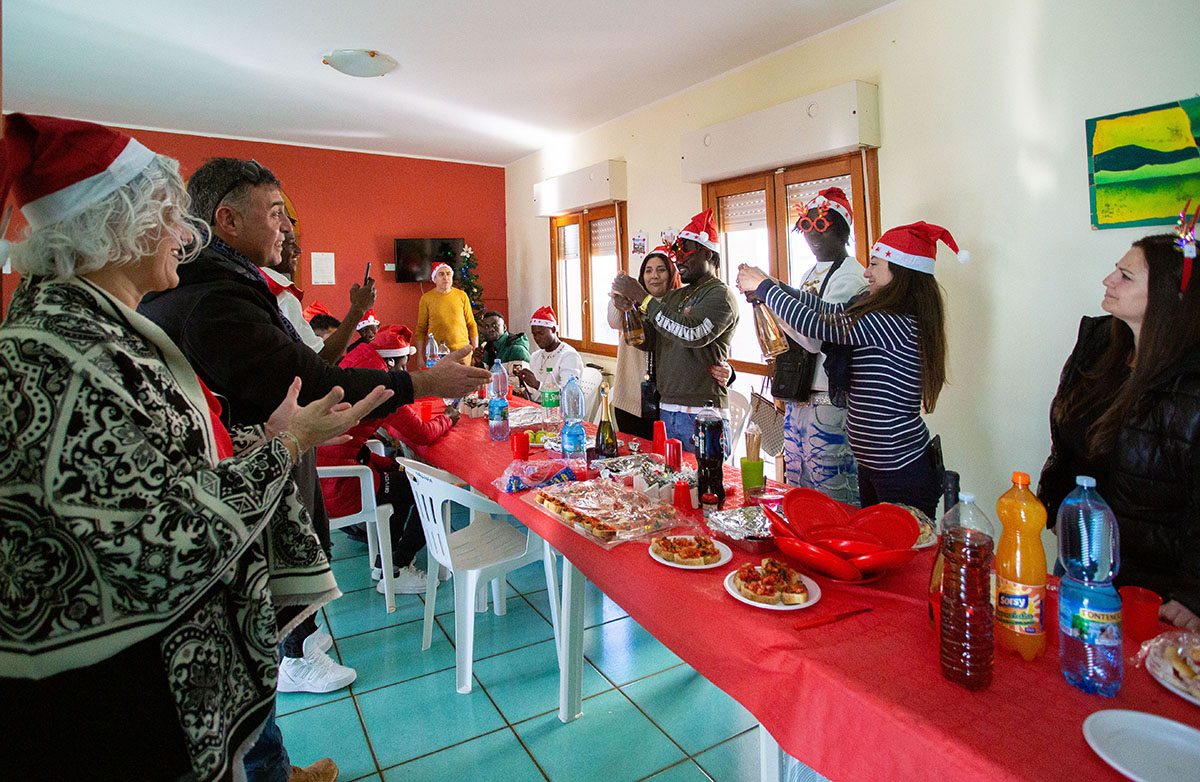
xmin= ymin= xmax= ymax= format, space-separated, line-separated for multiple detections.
xmin=702 ymin=150 xmax=880 ymax=377
xmin=548 ymin=202 xmax=629 ymax=357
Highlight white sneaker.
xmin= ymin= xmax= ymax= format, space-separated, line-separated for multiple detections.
xmin=438 ymin=565 xmax=452 ymax=582
xmin=376 ymin=564 xmax=429 ymax=594
xmin=276 ymin=650 xmax=356 ymax=693
xmin=302 ymin=627 xmax=333 ymax=658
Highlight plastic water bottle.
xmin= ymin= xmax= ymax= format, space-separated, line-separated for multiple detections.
xmin=1057 ymin=476 xmax=1123 ymax=696
xmin=560 ymin=376 xmax=586 ymax=458
xmin=541 ymin=369 xmax=561 ymax=425
xmin=438 ymin=340 xmax=450 ymax=362
xmin=939 ymin=492 xmax=996 ymax=691
xmin=425 ymin=333 xmax=438 ymax=368
xmin=487 ymin=360 xmax=510 ymax=442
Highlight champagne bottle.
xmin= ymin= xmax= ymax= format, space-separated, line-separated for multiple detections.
xmin=595 ymin=382 xmax=619 ymax=458
xmin=621 ymin=307 xmax=646 ymax=346
xmin=747 ymin=291 xmax=788 ymax=359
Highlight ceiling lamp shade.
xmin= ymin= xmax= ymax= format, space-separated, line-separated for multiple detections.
xmin=322 ymin=49 xmax=398 ymax=78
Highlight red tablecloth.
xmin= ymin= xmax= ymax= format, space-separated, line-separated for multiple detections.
xmin=416 ymin=409 xmax=1200 ymax=781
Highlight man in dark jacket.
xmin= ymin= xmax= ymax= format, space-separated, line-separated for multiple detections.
xmin=140 ymin=157 xmax=488 ymax=782
xmin=472 ymin=310 xmax=531 ymax=368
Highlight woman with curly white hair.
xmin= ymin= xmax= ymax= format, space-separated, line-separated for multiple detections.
xmin=0 ymin=114 xmax=389 ymax=782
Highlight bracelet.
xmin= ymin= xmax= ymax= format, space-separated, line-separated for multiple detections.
xmin=639 ymin=294 xmax=653 ymax=313
xmin=278 ymin=431 xmax=305 ymax=458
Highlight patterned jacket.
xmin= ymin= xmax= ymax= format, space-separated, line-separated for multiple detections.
xmin=0 ymin=276 xmax=337 ymax=781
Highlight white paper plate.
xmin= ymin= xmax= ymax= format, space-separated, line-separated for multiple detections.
xmin=912 ymin=522 xmax=937 ymax=549
xmin=1083 ymin=710 xmax=1200 ymax=782
xmin=648 ymin=537 xmax=733 ymax=570
xmin=723 ymin=570 xmax=821 ymax=611
xmin=1145 ymin=643 xmax=1200 ymax=709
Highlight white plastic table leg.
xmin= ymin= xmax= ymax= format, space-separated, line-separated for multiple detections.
xmin=758 ymin=725 xmax=782 ymax=782
xmin=542 ymin=543 xmax=562 ymax=663
xmin=557 ymin=557 xmax=585 ymax=723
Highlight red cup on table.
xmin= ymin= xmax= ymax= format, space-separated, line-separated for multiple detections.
xmin=419 ymin=401 xmax=434 ymax=422
xmin=673 ymin=480 xmax=692 ymax=512
xmin=665 ymin=438 xmax=682 ymax=471
xmin=511 ymin=431 xmax=530 ymax=460
xmin=1119 ymin=585 xmax=1163 ymax=642
xmin=652 ymin=421 xmax=667 ymax=456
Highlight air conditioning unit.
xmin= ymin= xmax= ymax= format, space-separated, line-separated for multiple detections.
xmin=680 ymin=81 xmax=880 ymax=183
xmin=533 ymin=160 xmax=627 ymax=217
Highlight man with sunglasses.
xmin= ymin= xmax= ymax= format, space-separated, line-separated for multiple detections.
xmin=140 ymin=157 xmax=489 ymax=782
xmin=611 ymin=208 xmax=739 ymax=451
xmin=772 ymin=187 xmax=867 ymax=504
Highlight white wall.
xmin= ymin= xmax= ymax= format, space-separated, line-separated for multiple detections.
xmin=505 ymin=0 xmax=1200 ymax=515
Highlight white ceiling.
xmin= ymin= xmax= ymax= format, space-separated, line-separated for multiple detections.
xmin=3 ymin=0 xmax=892 ymax=166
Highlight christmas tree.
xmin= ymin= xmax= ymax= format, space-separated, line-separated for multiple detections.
xmin=454 ymin=244 xmax=486 ymax=320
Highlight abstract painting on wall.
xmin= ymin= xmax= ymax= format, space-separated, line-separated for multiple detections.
xmin=1087 ymin=97 xmax=1200 ymax=229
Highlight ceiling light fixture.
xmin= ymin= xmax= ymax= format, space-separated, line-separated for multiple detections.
xmin=322 ymin=49 xmax=398 ymax=78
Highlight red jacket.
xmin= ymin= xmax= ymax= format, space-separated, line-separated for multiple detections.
xmin=317 ymin=404 xmax=452 ymax=517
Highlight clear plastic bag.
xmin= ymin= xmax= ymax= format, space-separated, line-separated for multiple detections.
xmin=493 ymin=459 xmax=577 ymax=493
xmin=1134 ymin=629 xmax=1200 ymax=703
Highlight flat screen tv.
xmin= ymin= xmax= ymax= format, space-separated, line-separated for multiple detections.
xmin=394 ymin=238 xmax=464 ymax=283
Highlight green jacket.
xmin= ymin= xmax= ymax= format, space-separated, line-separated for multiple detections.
xmin=483 ymin=331 xmax=532 ymax=365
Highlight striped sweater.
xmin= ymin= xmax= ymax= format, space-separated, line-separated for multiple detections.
xmin=760 ymin=280 xmax=930 ymax=470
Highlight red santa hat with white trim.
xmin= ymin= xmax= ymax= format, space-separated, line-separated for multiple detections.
xmin=800 ymin=187 xmax=853 ymax=228
xmin=677 ymin=208 xmax=720 ymax=252
xmin=432 ymin=261 xmax=453 ymax=277
xmin=530 ymin=305 xmax=557 ymax=329
xmin=374 ymin=325 xmax=415 ymax=358
xmin=0 ymin=113 xmax=157 ymax=256
xmin=356 ymin=308 xmax=381 ymax=331
xmin=303 ymin=300 xmax=333 ymax=322
xmin=870 ymin=221 xmax=969 ymax=275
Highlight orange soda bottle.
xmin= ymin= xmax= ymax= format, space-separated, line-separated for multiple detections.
xmin=994 ymin=472 xmax=1047 ymax=660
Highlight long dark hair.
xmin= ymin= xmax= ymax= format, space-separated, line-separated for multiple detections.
xmin=639 ymin=251 xmax=682 ymax=292
xmin=1085 ymin=234 xmax=1200 ymax=454
xmin=845 ymin=263 xmax=948 ymax=412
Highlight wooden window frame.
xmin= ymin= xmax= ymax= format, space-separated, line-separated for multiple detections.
xmin=702 ymin=149 xmax=880 ymax=376
xmin=547 ymin=201 xmax=629 ymax=358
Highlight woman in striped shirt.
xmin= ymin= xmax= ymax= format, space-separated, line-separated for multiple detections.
xmin=737 ymin=222 xmax=963 ymax=517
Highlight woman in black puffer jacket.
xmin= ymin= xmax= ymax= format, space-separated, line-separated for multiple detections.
xmin=1039 ymin=232 xmax=1200 ymax=633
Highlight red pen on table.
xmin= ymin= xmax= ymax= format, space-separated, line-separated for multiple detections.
xmin=793 ymin=607 xmax=872 ymax=631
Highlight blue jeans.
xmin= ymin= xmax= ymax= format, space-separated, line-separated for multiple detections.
xmin=857 ymin=447 xmax=941 ymax=519
xmin=243 ymin=706 xmax=290 ymax=782
xmin=784 ymin=401 xmax=859 ymax=505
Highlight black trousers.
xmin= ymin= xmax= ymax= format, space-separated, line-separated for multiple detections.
xmin=282 ymin=451 xmax=330 ymax=659
xmin=857 ymin=443 xmax=942 ymax=519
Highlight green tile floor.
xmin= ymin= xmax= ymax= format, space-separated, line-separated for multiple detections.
xmin=276 ymin=533 xmax=762 ymax=782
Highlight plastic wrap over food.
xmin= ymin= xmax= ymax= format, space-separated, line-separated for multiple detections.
xmin=533 ymin=478 xmax=680 ymax=544
xmin=704 ymin=505 xmax=770 ymax=540
xmin=1135 ymin=629 xmax=1200 ymax=701
xmin=593 ymin=453 xmax=696 ymax=502
xmin=494 ymin=459 xmax=577 ymax=493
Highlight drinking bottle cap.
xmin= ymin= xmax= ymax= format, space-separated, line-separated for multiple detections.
xmin=1011 ymin=471 xmax=1029 ymax=486
xmin=958 ymin=492 xmax=975 ymax=503
xmin=1074 ymin=475 xmax=1096 ymax=488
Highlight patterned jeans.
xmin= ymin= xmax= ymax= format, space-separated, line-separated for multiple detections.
xmin=784 ymin=401 xmax=859 ymax=505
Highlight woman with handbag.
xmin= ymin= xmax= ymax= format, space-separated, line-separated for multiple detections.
xmin=737 ymin=221 xmax=959 ymax=518
xmin=607 ymin=246 xmax=681 ymax=438
xmin=770 ymin=188 xmax=868 ymax=504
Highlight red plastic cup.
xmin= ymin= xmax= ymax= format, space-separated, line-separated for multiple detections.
xmin=665 ymin=438 xmax=682 ymax=471
xmin=673 ymin=480 xmax=692 ymax=512
xmin=652 ymin=421 xmax=667 ymax=455
xmin=419 ymin=401 xmax=433 ymax=422
xmin=1120 ymin=585 xmax=1163 ymax=642
xmin=511 ymin=431 xmax=530 ymax=460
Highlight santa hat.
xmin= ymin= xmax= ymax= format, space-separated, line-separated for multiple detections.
xmin=677 ymin=208 xmax=720 ymax=253
xmin=303 ymin=300 xmax=333 ymax=321
xmin=645 ymin=244 xmax=676 ymax=262
xmin=0 ymin=114 xmax=157 ymax=253
xmin=356 ymin=309 xmax=380 ymax=331
xmin=870 ymin=221 xmax=969 ymax=275
xmin=374 ymin=325 xmax=415 ymax=358
xmin=340 ymin=342 xmax=386 ymax=371
xmin=530 ymin=305 xmax=557 ymax=329
xmin=432 ymin=262 xmax=453 ymax=277
xmin=799 ymin=187 xmax=853 ymax=228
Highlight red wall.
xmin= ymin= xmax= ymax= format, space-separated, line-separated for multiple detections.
xmin=1 ymin=126 xmax=507 ymax=329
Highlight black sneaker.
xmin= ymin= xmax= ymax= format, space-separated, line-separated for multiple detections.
xmin=342 ymin=524 xmax=368 ymax=543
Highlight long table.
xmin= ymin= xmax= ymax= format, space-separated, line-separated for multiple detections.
xmin=415 ymin=409 xmax=1199 ymax=781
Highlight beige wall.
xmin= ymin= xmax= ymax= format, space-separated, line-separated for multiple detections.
xmin=505 ymin=0 xmax=1200 ymax=515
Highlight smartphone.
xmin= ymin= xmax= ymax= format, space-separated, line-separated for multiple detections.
xmin=363 ymin=262 xmax=372 ymax=285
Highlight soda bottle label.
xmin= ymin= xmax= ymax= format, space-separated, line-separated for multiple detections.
xmin=542 ymin=389 xmax=560 ymax=408
xmin=488 ymin=399 xmax=508 ymax=421
xmin=1059 ymin=595 xmax=1122 ymax=647
xmin=996 ymin=577 xmax=1044 ymax=635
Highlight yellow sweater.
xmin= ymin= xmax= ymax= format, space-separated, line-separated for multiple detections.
xmin=416 ymin=287 xmax=477 ymax=350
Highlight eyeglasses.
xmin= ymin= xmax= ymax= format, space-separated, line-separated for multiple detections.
xmin=211 ymin=159 xmax=270 ymax=222
xmin=795 ymin=207 xmax=832 ymax=233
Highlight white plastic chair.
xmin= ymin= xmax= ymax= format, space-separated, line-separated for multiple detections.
xmin=397 ymin=457 xmax=560 ymax=694
xmin=576 ymin=366 xmax=604 ymax=423
xmin=315 ymin=463 xmax=400 ymax=612
xmin=725 ymin=389 xmax=751 ymax=464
